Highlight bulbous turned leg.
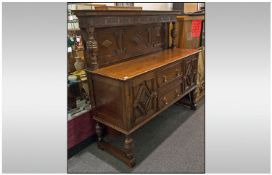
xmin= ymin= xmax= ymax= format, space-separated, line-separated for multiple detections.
xmin=189 ymin=90 xmax=197 ymax=110
xmin=96 ymin=122 xmax=103 ymax=142
xmin=96 ymin=122 xmax=105 ymax=151
xmin=124 ymin=135 xmax=136 ymax=167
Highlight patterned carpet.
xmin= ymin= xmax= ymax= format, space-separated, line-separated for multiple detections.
xmin=68 ymin=99 xmax=204 ymax=173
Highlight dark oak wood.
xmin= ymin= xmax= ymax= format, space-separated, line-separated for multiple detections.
xmin=97 ymin=140 xmax=136 ymax=167
xmin=90 ymin=48 xmax=199 ymax=80
xmin=75 ymin=10 xmax=199 ymax=167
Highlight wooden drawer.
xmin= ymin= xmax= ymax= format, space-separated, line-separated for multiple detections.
xmin=157 ymin=62 xmax=183 ymax=87
xmin=158 ymin=81 xmax=182 ymax=109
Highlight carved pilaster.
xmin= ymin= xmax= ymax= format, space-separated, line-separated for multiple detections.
xmin=171 ymin=21 xmax=177 ymax=49
xmin=86 ymin=27 xmax=99 ymax=70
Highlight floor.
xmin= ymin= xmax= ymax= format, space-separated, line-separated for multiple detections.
xmin=68 ymin=99 xmax=204 ymax=173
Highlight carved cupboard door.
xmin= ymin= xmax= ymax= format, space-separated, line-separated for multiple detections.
xmin=130 ymin=72 xmax=157 ymax=127
xmin=183 ymin=56 xmax=198 ymax=92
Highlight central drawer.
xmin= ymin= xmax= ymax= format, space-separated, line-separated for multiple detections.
xmin=157 ymin=62 xmax=183 ymax=87
xmin=158 ymin=80 xmax=183 ymax=109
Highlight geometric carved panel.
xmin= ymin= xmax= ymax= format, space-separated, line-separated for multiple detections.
xmin=96 ymin=28 xmax=124 ymax=67
xmin=133 ymin=82 xmax=154 ymax=115
xmin=184 ymin=58 xmax=197 ymax=92
xmin=131 ymin=34 xmax=143 ymax=46
xmin=132 ymin=78 xmax=157 ymax=125
xmin=102 ymin=40 xmax=113 ymax=48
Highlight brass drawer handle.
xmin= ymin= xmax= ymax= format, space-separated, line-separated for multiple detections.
xmin=175 ymin=69 xmax=181 ymax=76
xmin=163 ymin=96 xmax=168 ymax=105
xmin=175 ymin=89 xmax=181 ymax=97
xmin=163 ymin=76 xmax=167 ymax=83
xmin=153 ymin=92 xmax=158 ymax=98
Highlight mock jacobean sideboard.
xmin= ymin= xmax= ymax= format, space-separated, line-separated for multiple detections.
xmin=74 ymin=10 xmax=200 ymax=167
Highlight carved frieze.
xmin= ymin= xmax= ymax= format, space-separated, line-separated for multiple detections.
xmin=78 ymin=15 xmax=177 ymax=28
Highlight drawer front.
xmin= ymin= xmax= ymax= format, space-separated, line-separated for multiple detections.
xmin=184 ymin=56 xmax=198 ymax=92
xmin=157 ymin=62 xmax=183 ymax=87
xmin=158 ymin=81 xmax=182 ymax=109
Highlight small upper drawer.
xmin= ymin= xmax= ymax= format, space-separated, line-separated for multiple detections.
xmin=157 ymin=62 xmax=183 ymax=87
xmin=158 ymin=82 xmax=182 ymax=109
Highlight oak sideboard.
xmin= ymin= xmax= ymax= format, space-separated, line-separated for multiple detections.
xmin=74 ymin=10 xmax=200 ymax=167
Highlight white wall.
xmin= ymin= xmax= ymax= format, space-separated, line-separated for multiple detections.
xmin=135 ymin=3 xmax=172 ymax=10
xmin=70 ymin=3 xmax=173 ymax=11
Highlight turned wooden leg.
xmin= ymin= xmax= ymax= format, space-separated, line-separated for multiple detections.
xmin=189 ymin=89 xmax=197 ymax=110
xmin=124 ymin=135 xmax=136 ymax=167
xmin=96 ymin=122 xmax=103 ymax=142
xmin=124 ymin=135 xmax=133 ymax=159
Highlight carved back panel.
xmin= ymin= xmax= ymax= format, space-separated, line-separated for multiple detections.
xmin=94 ymin=23 xmax=168 ymax=68
xmin=74 ymin=10 xmax=182 ymax=70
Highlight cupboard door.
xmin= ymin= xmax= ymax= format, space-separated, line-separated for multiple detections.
xmin=183 ymin=56 xmax=198 ymax=92
xmin=131 ymin=72 xmax=157 ymax=127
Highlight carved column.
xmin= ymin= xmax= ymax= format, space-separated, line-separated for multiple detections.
xmin=171 ymin=21 xmax=177 ymax=49
xmin=86 ymin=27 xmax=98 ymax=70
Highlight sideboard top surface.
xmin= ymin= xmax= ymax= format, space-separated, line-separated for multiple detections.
xmin=90 ymin=48 xmax=200 ymax=81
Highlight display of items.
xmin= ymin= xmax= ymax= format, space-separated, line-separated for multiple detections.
xmin=67 ymin=9 xmax=90 ymax=118
xmin=74 ymin=10 xmax=201 ymax=167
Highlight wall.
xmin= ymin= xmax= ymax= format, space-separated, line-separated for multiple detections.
xmin=135 ymin=3 xmax=172 ymax=10
xmin=68 ymin=3 xmax=173 ymax=11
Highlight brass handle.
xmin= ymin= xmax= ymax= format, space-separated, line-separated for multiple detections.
xmin=153 ymin=92 xmax=158 ymax=99
xmin=176 ymin=69 xmax=181 ymax=76
xmin=175 ymin=89 xmax=181 ymax=97
xmin=163 ymin=76 xmax=167 ymax=83
xmin=163 ymin=96 xmax=168 ymax=105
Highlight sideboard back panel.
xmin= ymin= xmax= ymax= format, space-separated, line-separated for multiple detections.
xmin=95 ymin=23 xmax=168 ymax=68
